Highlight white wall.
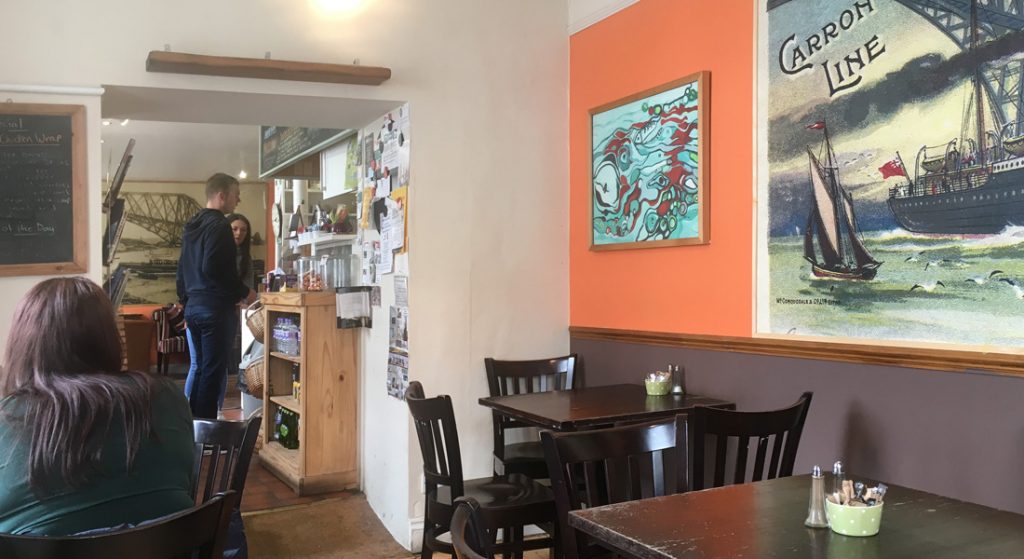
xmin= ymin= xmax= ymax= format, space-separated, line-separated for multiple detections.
xmin=0 ymin=0 xmax=568 ymax=549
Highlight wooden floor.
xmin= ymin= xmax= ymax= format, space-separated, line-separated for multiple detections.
xmin=170 ymin=367 xmax=351 ymax=513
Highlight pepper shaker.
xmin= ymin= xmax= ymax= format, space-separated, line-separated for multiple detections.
xmin=831 ymin=460 xmax=845 ymax=504
xmin=804 ymin=465 xmax=829 ymax=528
xmin=670 ymin=364 xmax=686 ymax=395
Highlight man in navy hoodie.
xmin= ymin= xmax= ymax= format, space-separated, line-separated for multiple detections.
xmin=176 ymin=173 xmax=257 ymax=419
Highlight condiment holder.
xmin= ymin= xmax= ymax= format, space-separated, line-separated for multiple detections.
xmin=823 ymin=466 xmax=887 ymax=537
xmin=644 ymin=370 xmax=671 ymax=396
xmin=825 ymin=498 xmax=884 ymax=537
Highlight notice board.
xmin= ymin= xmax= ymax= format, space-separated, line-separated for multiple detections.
xmin=0 ymin=104 xmax=87 ymax=276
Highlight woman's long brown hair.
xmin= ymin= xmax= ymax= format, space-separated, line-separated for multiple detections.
xmin=0 ymin=277 xmax=158 ymax=491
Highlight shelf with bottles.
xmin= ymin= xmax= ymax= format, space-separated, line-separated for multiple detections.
xmin=268 ymin=313 xmax=302 ymax=357
xmin=270 ymin=403 xmax=301 ymax=450
xmin=257 ymin=288 xmax=357 ymax=495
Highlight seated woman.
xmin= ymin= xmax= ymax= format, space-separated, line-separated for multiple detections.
xmin=0 ymin=277 xmax=195 ymax=535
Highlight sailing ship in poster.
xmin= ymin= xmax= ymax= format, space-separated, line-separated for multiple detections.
xmin=886 ymin=0 xmax=1024 ymax=234
xmin=804 ymin=122 xmax=881 ymax=280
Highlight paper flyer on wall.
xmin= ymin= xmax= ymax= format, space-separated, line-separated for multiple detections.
xmin=395 ymin=275 xmax=408 ymax=308
xmin=379 ymin=225 xmax=394 ymax=275
xmin=387 ymin=350 xmax=409 ymax=399
xmin=361 ymin=240 xmax=379 ymax=285
xmin=389 ymin=306 xmax=408 ymax=352
xmin=394 ymin=252 xmax=409 ymax=276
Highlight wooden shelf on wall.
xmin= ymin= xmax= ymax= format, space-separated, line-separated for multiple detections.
xmin=146 ymin=51 xmax=391 ymax=86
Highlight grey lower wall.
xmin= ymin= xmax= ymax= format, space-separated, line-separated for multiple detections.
xmin=571 ymin=336 xmax=1024 ymax=514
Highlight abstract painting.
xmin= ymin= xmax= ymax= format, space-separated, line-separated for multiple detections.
xmin=591 ymin=72 xmax=709 ymax=250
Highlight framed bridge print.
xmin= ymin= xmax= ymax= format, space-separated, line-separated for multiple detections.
xmin=590 ymin=71 xmax=709 ymax=251
xmin=755 ymin=0 xmax=1024 ymax=352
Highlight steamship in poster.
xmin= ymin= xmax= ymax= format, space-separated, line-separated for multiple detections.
xmin=757 ymin=0 xmax=1024 ymax=348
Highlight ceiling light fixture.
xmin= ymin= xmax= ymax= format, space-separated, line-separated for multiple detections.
xmin=102 ymin=120 xmax=111 ymax=126
xmin=239 ymin=170 xmax=248 ymax=179
xmin=120 ymin=119 xmax=130 ymax=126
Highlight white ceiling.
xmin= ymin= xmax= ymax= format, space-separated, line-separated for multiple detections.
xmin=100 ymin=86 xmax=403 ymax=183
xmin=567 ymin=0 xmax=638 ymax=34
xmin=101 ymin=120 xmax=260 ymax=183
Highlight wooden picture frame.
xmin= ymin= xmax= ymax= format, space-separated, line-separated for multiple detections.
xmin=0 ymin=103 xmax=87 ymax=276
xmin=590 ymin=71 xmax=709 ymax=251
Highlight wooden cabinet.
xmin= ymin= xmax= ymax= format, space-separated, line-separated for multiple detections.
xmin=257 ymin=291 xmax=359 ymax=495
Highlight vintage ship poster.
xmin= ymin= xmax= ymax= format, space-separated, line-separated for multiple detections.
xmin=756 ymin=0 xmax=1024 ymax=348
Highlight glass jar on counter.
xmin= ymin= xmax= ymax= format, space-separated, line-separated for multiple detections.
xmin=323 ymin=255 xmax=359 ymax=288
xmin=297 ymin=257 xmax=325 ymax=291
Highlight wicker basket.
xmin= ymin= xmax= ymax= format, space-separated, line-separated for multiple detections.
xmin=245 ymin=300 xmax=265 ymax=341
xmin=243 ymin=359 xmax=264 ymax=396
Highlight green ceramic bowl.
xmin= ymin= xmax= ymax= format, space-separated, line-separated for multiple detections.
xmin=825 ymin=499 xmax=884 ymax=537
xmin=644 ymin=378 xmax=671 ymax=396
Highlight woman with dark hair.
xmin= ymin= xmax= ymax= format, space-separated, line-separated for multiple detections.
xmin=0 ymin=277 xmax=194 ymax=535
xmin=226 ymin=213 xmax=254 ymax=289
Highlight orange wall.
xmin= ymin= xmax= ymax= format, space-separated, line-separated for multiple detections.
xmin=570 ymin=0 xmax=754 ymax=336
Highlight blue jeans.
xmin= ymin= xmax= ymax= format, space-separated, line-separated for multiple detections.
xmin=184 ymin=304 xmax=236 ymax=419
xmin=184 ymin=327 xmax=227 ymax=411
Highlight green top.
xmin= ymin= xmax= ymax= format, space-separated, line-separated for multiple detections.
xmin=0 ymin=378 xmax=195 ymax=535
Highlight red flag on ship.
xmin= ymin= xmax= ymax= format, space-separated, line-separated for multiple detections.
xmin=878 ymin=158 xmax=906 ymax=179
xmin=806 ymin=121 xmax=826 ymax=130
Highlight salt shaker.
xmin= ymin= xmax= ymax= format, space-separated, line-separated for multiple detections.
xmin=804 ymin=465 xmax=829 ymax=528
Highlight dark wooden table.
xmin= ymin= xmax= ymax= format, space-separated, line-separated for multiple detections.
xmin=477 ymin=384 xmax=734 ymax=431
xmin=569 ymin=474 xmax=1024 ymax=559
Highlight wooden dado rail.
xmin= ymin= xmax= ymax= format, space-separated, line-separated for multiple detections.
xmin=569 ymin=326 xmax=1024 ymax=378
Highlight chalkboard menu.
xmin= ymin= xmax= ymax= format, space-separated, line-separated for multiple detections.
xmin=258 ymin=125 xmax=352 ymax=178
xmin=0 ymin=104 xmax=87 ymax=276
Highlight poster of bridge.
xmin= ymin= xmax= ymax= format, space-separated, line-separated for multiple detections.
xmin=106 ymin=186 xmax=265 ymax=305
xmin=755 ymin=0 xmax=1024 ymax=350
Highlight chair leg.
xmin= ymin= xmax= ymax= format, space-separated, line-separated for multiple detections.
xmin=512 ymin=525 xmax=524 ymax=559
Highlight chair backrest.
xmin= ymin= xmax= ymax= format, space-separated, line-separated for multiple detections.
xmin=689 ymin=392 xmax=813 ymax=491
xmin=451 ymin=497 xmax=489 ymax=559
xmin=485 ymin=354 xmax=578 ymax=451
xmin=541 ymin=418 xmax=685 ymax=559
xmin=405 ymin=381 xmax=465 ymax=499
xmin=151 ymin=304 xmax=185 ymax=341
xmin=192 ymin=415 xmax=261 ymax=505
xmin=484 ymin=354 xmax=578 ymax=398
xmin=0 ymin=491 xmax=237 ymax=559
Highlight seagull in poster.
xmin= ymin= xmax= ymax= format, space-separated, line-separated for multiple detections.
xmin=910 ymin=281 xmax=945 ymax=292
xmin=965 ymin=270 xmax=1004 ymax=285
xmin=999 ymin=278 xmax=1024 ymax=299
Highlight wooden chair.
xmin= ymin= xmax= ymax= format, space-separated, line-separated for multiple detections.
xmin=405 ymin=381 xmax=557 ymax=559
xmin=485 ymin=353 xmax=577 ymax=478
xmin=152 ymin=303 xmax=188 ymax=375
xmin=541 ymin=418 xmax=685 ymax=559
xmin=451 ymin=498 xmax=488 ymax=559
xmin=0 ymin=491 xmax=237 ymax=559
xmin=689 ymin=392 xmax=813 ymax=491
xmin=191 ymin=415 xmax=262 ymax=505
